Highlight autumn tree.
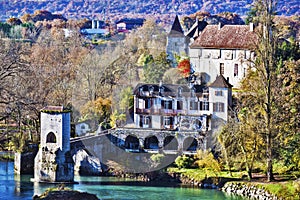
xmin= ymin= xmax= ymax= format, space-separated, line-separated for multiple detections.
xmin=240 ymin=0 xmax=281 ymax=181
xmin=80 ymin=97 xmax=112 ymax=129
xmin=177 ymin=58 xmax=191 ymax=78
xmin=0 ymin=40 xmax=30 ymax=121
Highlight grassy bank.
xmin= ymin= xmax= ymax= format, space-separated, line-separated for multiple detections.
xmin=167 ymin=167 xmax=245 ymax=182
xmin=253 ymin=181 xmax=300 ymax=199
xmin=167 ymin=167 xmax=300 ymax=199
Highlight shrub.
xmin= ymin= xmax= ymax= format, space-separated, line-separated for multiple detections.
xmin=194 ymin=150 xmax=222 ymax=174
xmin=175 ymin=155 xmax=194 ymax=169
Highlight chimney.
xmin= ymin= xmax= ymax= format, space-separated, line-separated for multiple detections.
xmin=159 ymin=80 xmax=163 ymax=87
xmin=92 ymin=20 xmax=95 ymax=29
xmin=218 ymin=22 xmax=222 ymax=30
xmin=97 ymin=20 xmax=100 ymax=29
xmin=250 ymin=22 xmax=254 ymax=32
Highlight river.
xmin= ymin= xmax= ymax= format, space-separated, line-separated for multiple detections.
xmin=0 ymin=161 xmax=245 ymax=200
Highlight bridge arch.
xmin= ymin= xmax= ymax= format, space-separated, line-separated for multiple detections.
xmin=144 ymin=135 xmax=159 ymax=149
xmin=183 ymin=137 xmax=198 ymax=151
xmin=163 ymin=136 xmax=178 ymax=151
xmin=125 ymin=135 xmax=139 ymax=149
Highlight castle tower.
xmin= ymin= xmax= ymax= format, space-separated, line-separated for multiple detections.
xmin=166 ymin=15 xmax=190 ymax=67
xmin=33 ymin=106 xmax=74 ymax=183
xmin=208 ymin=75 xmax=233 ymax=123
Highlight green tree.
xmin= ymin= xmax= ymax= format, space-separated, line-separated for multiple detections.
xmin=175 ymin=155 xmax=194 ymax=169
xmin=142 ymin=52 xmax=171 ymax=83
xmin=276 ymin=60 xmax=300 ymax=170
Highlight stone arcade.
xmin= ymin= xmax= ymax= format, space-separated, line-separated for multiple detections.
xmin=32 ymin=106 xmax=74 ymax=183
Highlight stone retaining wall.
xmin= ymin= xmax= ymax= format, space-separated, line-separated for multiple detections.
xmin=222 ymin=182 xmax=279 ymax=200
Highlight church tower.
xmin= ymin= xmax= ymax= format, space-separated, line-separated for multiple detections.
xmin=33 ymin=106 xmax=74 ymax=183
xmin=166 ymin=15 xmax=190 ymax=67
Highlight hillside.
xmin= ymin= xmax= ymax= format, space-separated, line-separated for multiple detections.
xmin=0 ymin=0 xmax=299 ymax=23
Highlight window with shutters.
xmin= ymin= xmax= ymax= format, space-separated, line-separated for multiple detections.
xmin=213 ymin=102 xmax=224 ymax=112
xmin=162 ymin=100 xmax=172 ymax=109
xmin=220 ymin=63 xmax=224 ymax=75
xmin=200 ymin=101 xmax=209 ymax=111
xmin=234 ymin=64 xmax=238 ymax=77
xmin=163 ymin=116 xmax=173 ymax=126
xmin=190 ymin=101 xmax=198 ymax=110
xmin=215 ymin=90 xmax=223 ymax=96
xmin=177 ymin=100 xmax=183 ymax=110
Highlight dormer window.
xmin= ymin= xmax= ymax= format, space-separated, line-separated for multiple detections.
xmin=159 ymin=86 xmax=164 ymax=95
xmin=191 ymin=88 xmax=196 ymax=98
xmin=149 ymin=86 xmax=154 ymax=95
xmin=178 ymin=87 xmax=182 ymax=97
xmin=139 ymin=87 xmax=144 ymax=96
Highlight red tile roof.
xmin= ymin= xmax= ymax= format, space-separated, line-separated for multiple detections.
xmin=190 ymin=24 xmax=258 ymax=50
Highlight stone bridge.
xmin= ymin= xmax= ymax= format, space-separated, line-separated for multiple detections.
xmin=70 ymin=128 xmax=207 ymax=155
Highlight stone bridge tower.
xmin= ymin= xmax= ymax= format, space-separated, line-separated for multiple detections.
xmin=33 ymin=106 xmax=74 ymax=183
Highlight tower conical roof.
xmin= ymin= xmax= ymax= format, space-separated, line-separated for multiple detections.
xmin=169 ymin=15 xmax=184 ymax=36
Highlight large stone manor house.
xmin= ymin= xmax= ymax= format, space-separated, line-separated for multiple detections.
xmin=132 ymin=15 xmax=257 ymax=141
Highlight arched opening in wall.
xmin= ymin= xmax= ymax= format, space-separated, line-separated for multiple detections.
xmin=192 ymin=119 xmax=202 ymax=130
xmin=46 ymin=132 xmax=56 ymax=143
xmin=144 ymin=136 xmax=159 ymax=149
xmin=125 ymin=135 xmax=139 ymax=150
xmin=180 ymin=118 xmax=190 ymax=130
xmin=183 ymin=137 xmax=198 ymax=151
xmin=163 ymin=136 xmax=178 ymax=151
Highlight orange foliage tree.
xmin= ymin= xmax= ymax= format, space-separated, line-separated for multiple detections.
xmin=177 ymin=59 xmax=191 ymax=78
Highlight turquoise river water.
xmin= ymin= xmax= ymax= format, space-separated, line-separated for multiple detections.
xmin=0 ymin=161 xmax=245 ymax=200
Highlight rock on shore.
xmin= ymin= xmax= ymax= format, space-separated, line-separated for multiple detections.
xmin=72 ymin=149 xmax=102 ymax=175
xmin=222 ymin=182 xmax=278 ymax=200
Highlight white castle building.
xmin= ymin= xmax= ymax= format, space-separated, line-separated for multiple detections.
xmin=166 ymin=15 xmax=258 ymax=88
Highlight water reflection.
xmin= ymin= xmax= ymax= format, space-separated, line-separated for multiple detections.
xmin=14 ymin=174 xmax=34 ymax=198
xmin=0 ymin=161 xmax=246 ymax=200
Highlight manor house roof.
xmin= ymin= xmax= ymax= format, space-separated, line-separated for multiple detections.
xmin=190 ymin=24 xmax=258 ymax=50
xmin=133 ymin=83 xmax=206 ymax=98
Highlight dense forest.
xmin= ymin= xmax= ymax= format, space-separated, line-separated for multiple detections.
xmin=0 ymin=1 xmax=299 ymax=196
xmin=0 ymin=0 xmax=299 ymax=24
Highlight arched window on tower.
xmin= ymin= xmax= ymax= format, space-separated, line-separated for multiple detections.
xmin=46 ymin=132 xmax=56 ymax=143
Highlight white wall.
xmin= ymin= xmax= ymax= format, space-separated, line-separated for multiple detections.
xmin=209 ymin=87 xmax=229 ymax=122
xmin=40 ymin=112 xmax=70 ymax=152
xmin=190 ymin=48 xmax=253 ymax=88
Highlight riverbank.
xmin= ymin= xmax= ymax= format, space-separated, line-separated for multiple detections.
xmin=166 ymin=168 xmax=300 ymax=200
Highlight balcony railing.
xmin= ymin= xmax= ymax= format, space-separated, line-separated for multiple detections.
xmin=136 ymin=108 xmax=212 ymax=116
xmin=136 ymin=108 xmax=187 ymax=115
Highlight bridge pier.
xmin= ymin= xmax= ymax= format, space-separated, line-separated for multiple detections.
xmin=139 ymin=138 xmax=144 ymax=149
